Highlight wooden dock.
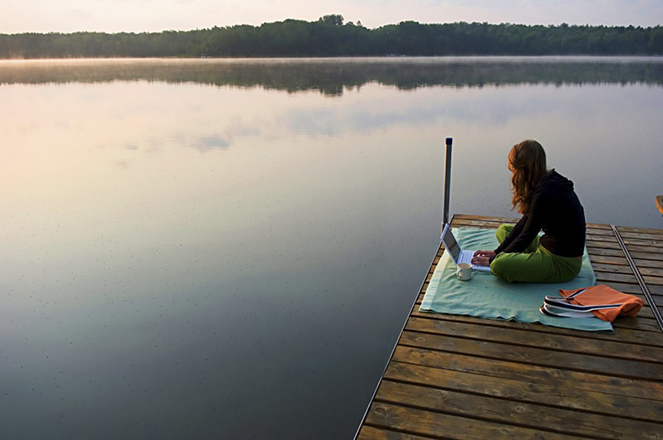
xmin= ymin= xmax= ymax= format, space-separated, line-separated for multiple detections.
xmin=356 ymin=214 xmax=663 ymax=440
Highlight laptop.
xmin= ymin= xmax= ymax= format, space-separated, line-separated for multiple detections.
xmin=441 ymin=224 xmax=491 ymax=272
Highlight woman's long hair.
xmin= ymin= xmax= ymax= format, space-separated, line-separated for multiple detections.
xmin=509 ymin=140 xmax=548 ymax=214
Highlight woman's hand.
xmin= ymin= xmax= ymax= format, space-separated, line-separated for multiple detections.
xmin=472 ymin=250 xmax=495 ymax=267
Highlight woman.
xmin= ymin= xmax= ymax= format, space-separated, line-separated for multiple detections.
xmin=472 ymin=140 xmax=586 ymax=283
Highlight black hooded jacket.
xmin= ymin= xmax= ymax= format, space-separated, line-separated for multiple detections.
xmin=493 ymin=170 xmax=586 ymax=257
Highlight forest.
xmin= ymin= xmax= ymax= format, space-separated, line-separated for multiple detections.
xmin=1 ymin=15 xmax=662 ymax=58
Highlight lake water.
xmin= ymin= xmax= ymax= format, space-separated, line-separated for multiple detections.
xmin=1 ymin=57 xmax=662 ymax=439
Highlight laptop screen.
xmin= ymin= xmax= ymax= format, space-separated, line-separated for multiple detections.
xmin=441 ymin=224 xmax=461 ymax=262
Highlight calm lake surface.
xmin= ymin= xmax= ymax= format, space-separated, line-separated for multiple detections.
xmin=1 ymin=57 xmax=662 ymax=439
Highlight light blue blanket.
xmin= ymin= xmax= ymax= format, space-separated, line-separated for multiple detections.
xmin=420 ymin=227 xmax=613 ymax=332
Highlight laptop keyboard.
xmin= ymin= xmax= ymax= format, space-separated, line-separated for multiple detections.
xmin=458 ymin=250 xmax=473 ymax=265
xmin=459 ymin=250 xmax=491 ymax=271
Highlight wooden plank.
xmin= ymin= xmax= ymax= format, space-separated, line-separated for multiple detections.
xmin=405 ymin=316 xmax=663 ymax=363
xmin=376 ymin=380 xmax=663 ymax=439
xmin=593 ymin=262 xmax=640 ymax=274
xmin=392 ymin=346 xmax=663 ymax=404
xmin=586 ymin=234 xmax=631 ymax=243
xmin=583 ymin=227 xmax=617 ymax=236
xmin=587 ymin=246 xmax=629 ymax=258
xmin=587 ymin=233 xmax=663 ymax=248
xmin=619 ymin=230 xmax=663 ymax=241
xmin=590 ymin=257 xmax=663 ymax=285
xmin=385 ymin=360 xmax=663 ymax=422
xmin=629 ymin=251 xmax=663 ymax=262
xmin=600 ymin=280 xmax=663 ymax=297
xmin=587 ymin=254 xmax=629 ymax=265
xmin=588 ymin=246 xmax=662 ymax=262
xmin=589 ymin=254 xmax=663 ymax=270
xmin=594 ymin=263 xmax=663 ymax=283
xmin=644 ymin=283 xmax=663 ymax=296
xmin=595 ymin=271 xmax=639 ymax=284
xmin=587 ymin=240 xmax=660 ymax=254
xmin=642 ymin=276 xmax=663 ymax=286
xmin=610 ymin=313 xmax=660 ymax=328
xmin=617 ymin=237 xmax=663 ymax=248
xmin=365 ymin=402 xmax=578 ymax=440
xmin=398 ymin=330 xmax=663 ymax=381
xmin=586 ymin=238 xmax=623 ymax=248
xmin=357 ymin=425 xmax=432 ymax=440
xmin=638 ymin=266 xmax=663 ymax=277
xmin=588 ymin=240 xmax=663 ymax=254
xmin=634 ymin=258 xmax=663 ymax=270
xmin=618 ymin=224 xmax=663 ymax=235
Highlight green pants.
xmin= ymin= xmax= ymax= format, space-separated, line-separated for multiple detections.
xmin=490 ymin=224 xmax=582 ymax=283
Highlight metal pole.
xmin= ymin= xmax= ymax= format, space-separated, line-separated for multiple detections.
xmin=443 ymin=137 xmax=453 ymax=227
xmin=611 ymin=225 xmax=663 ymax=332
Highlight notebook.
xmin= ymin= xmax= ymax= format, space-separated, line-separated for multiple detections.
xmin=441 ymin=224 xmax=492 ymax=272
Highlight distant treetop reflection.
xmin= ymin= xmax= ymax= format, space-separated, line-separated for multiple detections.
xmin=1 ymin=57 xmax=662 ymax=95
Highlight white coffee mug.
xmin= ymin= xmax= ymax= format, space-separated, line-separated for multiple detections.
xmin=456 ymin=263 xmax=472 ymax=281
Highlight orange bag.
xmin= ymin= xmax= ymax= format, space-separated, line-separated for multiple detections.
xmin=557 ymin=285 xmax=644 ymax=322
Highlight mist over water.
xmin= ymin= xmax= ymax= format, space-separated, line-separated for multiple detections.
xmin=1 ymin=57 xmax=662 ymax=439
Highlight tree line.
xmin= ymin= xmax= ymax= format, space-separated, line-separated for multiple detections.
xmin=2 ymin=58 xmax=662 ymax=94
xmin=2 ymin=15 xmax=662 ymax=58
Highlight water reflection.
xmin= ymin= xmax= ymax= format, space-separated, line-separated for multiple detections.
xmin=1 ymin=58 xmax=662 ymax=439
xmin=1 ymin=56 xmax=662 ymax=95
xmin=1 ymin=76 xmax=446 ymax=438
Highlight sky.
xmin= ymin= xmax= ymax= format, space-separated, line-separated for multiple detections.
xmin=2 ymin=0 xmax=662 ymax=34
